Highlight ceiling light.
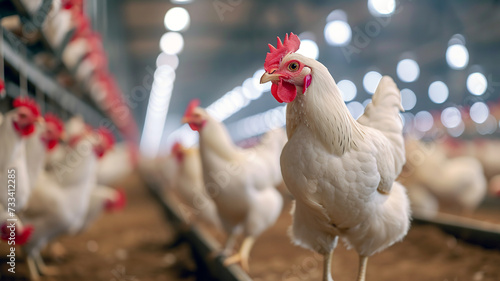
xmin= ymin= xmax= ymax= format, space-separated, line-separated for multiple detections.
xmin=363 ymin=71 xmax=382 ymax=94
xmin=164 ymin=7 xmax=190 ymax=32
xmin=160 ymin=32 xmax=184 ymax=55
xmin=337 ymin=80 xmax=357 ymax=102
xmin=396 ymin=59 xmax=419 ymax=83
xmin=324 ymin=20 xmax=352 ymax=46
xmin=428 ymin=81 xmax=449 ymax=104
xmin=466 ymin=72 xmax=488 ymax=96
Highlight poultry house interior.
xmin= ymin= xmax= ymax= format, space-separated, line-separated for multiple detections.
xmin=0 ymin=0 xmax=500 ymax=280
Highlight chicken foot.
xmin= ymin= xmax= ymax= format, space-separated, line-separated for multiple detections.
xmin=356 ymin=255 xmax=368 ymax=281
xmin=223 ymin=236 xmax=255 ymax=272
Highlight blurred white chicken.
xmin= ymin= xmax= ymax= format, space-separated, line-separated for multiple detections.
xmin=21 ymin=125 xmax=112 ymax=280
xmin=0 ymin=97 xmax=41 ymax=245
xmin=182 ymin=100 xmax=284 ymax=271
xmin=259 ymin=33 xmax=410 ymax=281
xmin=77 ymin=185 xmax=126 ymax=233
xmin=170 ymin=142 xmax=221 ymax=228
xmin=25 ymin=113 xmax=65 ymax=190
xmin=401 ymin=138 xmax=487 ymax=214
xmin=96 ymin=142 xmax=136 ymax=186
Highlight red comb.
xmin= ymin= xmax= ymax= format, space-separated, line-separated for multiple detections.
xmin=264 ymin=33 xmax=301 ymax=73
xmin=13 ymin=96 xmax=40 ymax=117
xmin=183 ymin=99 xmax=200 ymax=119
xmin=44 ymin=113 xmax=64 ymax=134
xmin=171 ymin=141 xmax=183 ymax=154
xmin=0 ymin=79 xmax=5 ymax=97
xmin=97 ymin=127 xmax=115 ymax=148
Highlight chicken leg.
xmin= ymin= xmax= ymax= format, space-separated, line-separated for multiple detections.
xmin=356 ymin=255 xmax=368 ymax=281
xmin=322 ymin=250 xmax=334 ymax=281
xmin=223 ymin=236 xmax=255 ymax=272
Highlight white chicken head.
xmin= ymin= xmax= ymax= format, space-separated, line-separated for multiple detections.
xmin=260 ymin=33 xmax=313 ymax=103
xmin=181 ymin=99 xmax=208 ymax=131
xmin=12 ymin=96 xmax=42 ymax=137
xmin=42 ymin=113 xmax=65 ymax=151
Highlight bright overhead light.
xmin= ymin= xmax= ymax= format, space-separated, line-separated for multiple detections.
xmin=414 ymin=111 xmax=433 ymax=132
xmin=396 ymin=59 xmax=419 ymax=83
xmin=368 ymin=0 xmax=396 ymax=16
xmin=446 ymin=44 xmax=469 ymax=70
xmin=441 ymin=107 xmax=462 ymax=128
xmin=428 ymin=81 xmax=449 ymax=104
xmin=140 ymin=66 xmax=176 ymax=158
xmin=347 ymin=101 xmax=364 ymax=119
xmin=470 ymin=101 xmax=489 ymax=124
xmin=156 ymin=53 xmax=179 ymax=70
xmin=400 ymin=88 xmax=416 ymax=111
xmin=297 ymin=39 xmax=319 ymax=59
xmin=337 ymin=80 xmax=357 ymax=102
xmin=467 ymin=72 xmax=488 ymax=96
xmin=164 ymin=7 xmax=190 ymax=32
xmin=363 ymin=71 xmax=382 ymax=94
xmin=324 ymin=20 xmax=352 ymax=46
xmin=170 ymin=0 xmax=194 ymax=4
xmin=160 ymin=32 xmax=184 ymax=55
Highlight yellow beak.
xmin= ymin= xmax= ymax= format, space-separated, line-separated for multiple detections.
xmin=260 ymin=73 xmax=282 ymax=84
xmin=181 ymin=117 xmax=190 ymax=124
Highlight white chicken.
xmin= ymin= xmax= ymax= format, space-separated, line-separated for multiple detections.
xmin=401 ymin=138 xmax=487 ymax=214
xmin=96 ymin=142 xmax=136 ymax=186
xmin=259 ymin=33 xmax=410 ymax=281
xmin=0 ymin=97 xmax=41 ymax=245
xmin=25 ymin=113 xmax=65 ymax=190
xmin=182 ymin=100 xmax=284 ymax=271
xmin=170 ymin=142 xmax=221 ymax=228
xmin=21 ymin=125 xmax=112 ymax=280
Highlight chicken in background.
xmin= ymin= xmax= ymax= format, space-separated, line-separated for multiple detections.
xmin=21 ymin=125 xmax=113 ymax=280
xmin=182 ymin=99 xmax=284 ymax=271
xmin=96 ymin=142 xmax=137 ymax=186
xmin=25 ymin=114 xmax=65 ymax=191
xmin=75 ymin=127 xmax=128 ymax=234
xmin=138 ymin=152 xmax=178 ymax=194
xmin=170 ymin=142 xmax=221 ymax=229
xmin=0 ymin=97 xmax=42 ymax=245
xmin=259 ymin=33 xmax=410 ymax=281
xmin=439 ymin=137 xmax=500 ymax=180
xmin=401 ymin=138 xmax=487 ymax=215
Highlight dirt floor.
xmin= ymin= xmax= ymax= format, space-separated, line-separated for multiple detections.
xmin=0 ymin=173 xmax=196 ymax=281
xmin=243 ymin=194 xmax=500 ymax=281
xmin=1 ymin=173 xmax=500 ymax=281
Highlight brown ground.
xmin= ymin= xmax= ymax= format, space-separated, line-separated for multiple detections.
xmin=0 ymin=173 xmax=196 ymax=281
xmin=1 ymin=174 xmax=500 ymax=281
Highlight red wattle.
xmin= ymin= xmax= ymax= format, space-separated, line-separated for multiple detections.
xmin=271 ymin=83 xmax=283 ymax=103
xmin=12 ymin=121 xmax=36 ymax=137
xmin=271 ymin=79 xmax=297 ymax=103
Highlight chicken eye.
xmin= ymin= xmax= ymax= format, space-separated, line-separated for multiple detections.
xmin=288 ymin=62 xmax=299 ymax=72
